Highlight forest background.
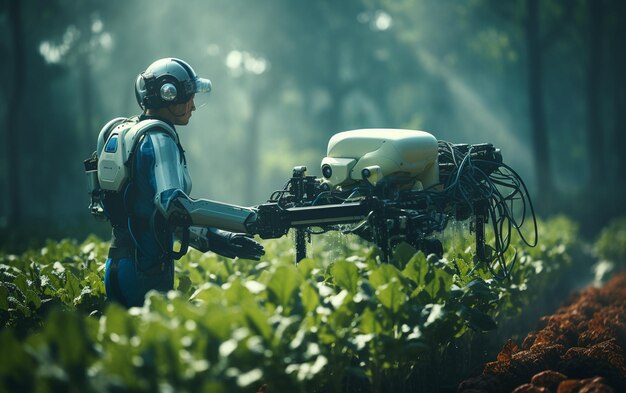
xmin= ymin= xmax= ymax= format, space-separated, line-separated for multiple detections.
xmin=1 ymin=0 xmax=625 ymax=250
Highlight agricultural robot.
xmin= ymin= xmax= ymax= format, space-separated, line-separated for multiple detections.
xmin=248 ymin=129 xmax=537 ymax=280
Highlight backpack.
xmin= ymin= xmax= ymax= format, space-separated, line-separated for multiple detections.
xmin=84 ymin=117 xmax=178 ymax=219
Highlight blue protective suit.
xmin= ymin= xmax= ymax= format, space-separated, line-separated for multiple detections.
xmin=103 ymin=115 xmax=191 ymax=307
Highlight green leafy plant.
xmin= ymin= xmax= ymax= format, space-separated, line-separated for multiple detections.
xmin=0 ymin=217 xmax=588 ymax=392
xmin=593 ymin=217 xmax=626 ymax=282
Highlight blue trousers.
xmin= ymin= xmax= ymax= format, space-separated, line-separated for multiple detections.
xmin=104 ymin=257 xmax=174 ymax=308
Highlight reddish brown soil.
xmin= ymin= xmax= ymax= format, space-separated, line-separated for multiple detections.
xmin=458 ymin=272 xmax=626 ymax=393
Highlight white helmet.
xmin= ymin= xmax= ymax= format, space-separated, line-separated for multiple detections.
xmin=134 ymin=58 xmax=212 ymax=109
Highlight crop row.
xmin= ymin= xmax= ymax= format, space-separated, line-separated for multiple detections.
xmin=0 ymin=216 xmax=609 ymax=393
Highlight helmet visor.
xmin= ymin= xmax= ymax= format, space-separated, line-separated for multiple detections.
xmin=194 ymin=77 xmax=212 ymax=94
xmin=192 ymin=78 xmax=212 ymax=109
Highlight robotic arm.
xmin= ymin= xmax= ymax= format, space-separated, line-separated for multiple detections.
xmin=160 ymin=192 xmax=265 ymax=260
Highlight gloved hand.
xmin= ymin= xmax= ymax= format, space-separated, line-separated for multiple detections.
xmin=206 ymin=228 xmax=265 ymax=260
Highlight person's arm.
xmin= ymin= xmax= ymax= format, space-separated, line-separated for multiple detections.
xmin=156 ymin=189 xmax=257 ymax=233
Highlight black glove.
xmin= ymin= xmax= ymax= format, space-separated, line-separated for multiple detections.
xmin=206 ymin=228 xmax=265 ymax=260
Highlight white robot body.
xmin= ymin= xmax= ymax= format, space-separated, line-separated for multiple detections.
xmin=321 ymin=129 xmax=439 ymax=189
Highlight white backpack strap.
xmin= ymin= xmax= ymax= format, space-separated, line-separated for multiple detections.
xmin=123 ymin=119 xmax=179 ymax=161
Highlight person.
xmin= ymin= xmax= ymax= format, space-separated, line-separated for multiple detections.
xmin=96 ymin=58 xmax=264 ymax=307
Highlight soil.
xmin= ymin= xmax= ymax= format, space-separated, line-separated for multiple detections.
xmin=457 ymin=272 xmax=626 ymax=393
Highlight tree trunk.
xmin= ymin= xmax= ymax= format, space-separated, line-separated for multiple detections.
xmin=586 ymin=0 xmax=605 ymax=186
xmin=6 ymin=0 xmax=24 ymax=227
xmin=525 ymin=0 xmax=552 ymax=196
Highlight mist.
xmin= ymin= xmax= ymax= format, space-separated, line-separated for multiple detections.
xmin=1 ymin=0 xmax=625 ymax=246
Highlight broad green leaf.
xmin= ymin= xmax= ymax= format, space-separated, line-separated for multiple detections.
xmin=176 ymin=274 xmax=193 ymax=294
xmin=375 ymin=278 xmax=407 ymax=314
xmin=331 ymin=260 xmax=359 ymax=294
xmin=224 ymin=279 xmax=254 ymax=305
xmin=103 ymin=304 xmax=132 ymax=337
xmin=189 ymin=283 xmax=222 ymax=304
xmin=24 ymin=288 xmax=42 ymax=309
xmin=201 ymin=305 xmax=241 ymax=340
xmin=85 ymin=272 xmax=106 ymax=296
xmin=402 ymin=252 xmax=427 ymax=284
xmin=13 ymin=274 xmax=29 ymax=293
xmin=459 ymin=305 xmax=497 ymax=331
xmin=413 ymin=289 xmax=432 ymax=304
xmin=392 ymin=242 xmax=418 ymax=266
xmin=436 ymin=277 xmax=450 ymax=301
xmin=297 ymin=258 xmax=318 ymax=277
xmin=422 ymin=268 xmax=452 ymax=301
xmin=465 ymin=278 xmax=491 ymax=295
xmin=65 ymin=270 xmax=82 ymax=302
xmin=423 ymin=264 xmax=435 ymax=285
xmin=301 ymin=281 xmax=320 ymax=313
xmin=453 ymin=254 xmax=472 ymax=277
xmin=145 ymin=291 xmax=171 ymax=316
xmin=267 ymin=265 xmax=302 ymax=310
xmin=242 ymin=302 xmax=272 ymax=341
xmin=369 ymin=264 xmax=403 ymax=289
xmin=464 ymin=278 xmax=498 ymax=302
xmin=359 ymin=307 xmax=383 ymax=335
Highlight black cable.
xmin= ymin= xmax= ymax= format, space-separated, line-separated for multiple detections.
xmin=435 ymin=141 xmax=538 ymax=280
